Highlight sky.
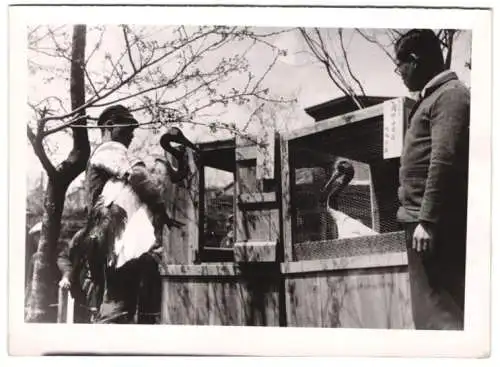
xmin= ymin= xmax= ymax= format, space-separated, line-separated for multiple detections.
xmin=26 ymin=26 xmax=472 ymax=191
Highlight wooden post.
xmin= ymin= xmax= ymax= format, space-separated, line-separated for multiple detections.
xmin=162 ymin=148 xmax=200 ymax=264
xmin=233 ymin=134 xmax=279 ymax=262
xmin=57 ymin=287 xmax=67 ymax=323
xmin=279 ymin=136 xmax=293 ymax=262
xmin=57 ymin=286 xmax=74 ymax=323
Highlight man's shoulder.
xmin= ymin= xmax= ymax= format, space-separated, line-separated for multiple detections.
xmin=89 ymin=141 xmax=129 ymax=166
xmin=436 ymin=78 xmax=470 ymax=100
xmin=92 ymin=141 xmax=127 ymax=158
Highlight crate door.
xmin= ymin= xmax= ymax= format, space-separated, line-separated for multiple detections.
xmin=234 ymin=134 xmax=280 ymax=262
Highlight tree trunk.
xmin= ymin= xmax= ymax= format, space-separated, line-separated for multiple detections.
xmin=25 ymin=179 xmax=67 ymax=322
xmin=444 ymin=30 xmax=455 ymax=70
xmin=26 ymin=25 xmax=89 ymax=322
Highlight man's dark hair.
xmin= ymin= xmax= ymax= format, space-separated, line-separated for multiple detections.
xmin=97 ymin=105 xmax=139 ymax=131
xmin=395 ymin=29 xmax=444 ymax=68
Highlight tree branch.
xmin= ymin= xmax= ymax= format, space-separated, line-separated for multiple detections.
xmin=355 ymin=29 xmax=397 ymax=64
xmin=27 ymin=124 xmax=56 ymax=177
xmin=122 ymin=25 xmax=137 ymax=73
xmin=338 ymin=29 xmax=366 ymax=97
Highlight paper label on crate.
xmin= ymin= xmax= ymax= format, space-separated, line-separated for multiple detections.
xmin=383 ymin=98 xmax=405 ymax=159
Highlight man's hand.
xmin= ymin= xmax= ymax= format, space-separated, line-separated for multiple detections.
xmin=412 ymin=222 xmax=436 ymax=253
xmin=58 ymin=275 xmax=71 ymax=289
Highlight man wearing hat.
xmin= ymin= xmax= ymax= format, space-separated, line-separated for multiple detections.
xmin=67 ymin=105 xmax=183 ymax=323
xmin=394 ymin=29 xmax=470 ymax=329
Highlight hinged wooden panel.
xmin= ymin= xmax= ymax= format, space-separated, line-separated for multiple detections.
xmin=235 ymin=133 xmax=279 ymax=262
xmin=162 ymin=148 xmax=200 ymax=264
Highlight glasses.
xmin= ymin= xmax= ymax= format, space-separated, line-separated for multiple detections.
xmin=394 ymin=61 xmax=405 ymax=75
xmin=394 ymin=53 xmax=418 ymax=75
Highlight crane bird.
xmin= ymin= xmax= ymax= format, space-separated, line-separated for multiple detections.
xmin=320 ymin=160 xmax=378 ymax=239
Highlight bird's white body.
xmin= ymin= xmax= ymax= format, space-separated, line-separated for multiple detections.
xmin=322 ymin=161 xmax=379 ymax=239
xmin=325 ymin=206 xmax=378 ymax=239
xmin=101 ymin=180 xmax=156 ymax=268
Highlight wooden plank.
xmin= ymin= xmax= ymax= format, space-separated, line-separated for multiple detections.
xmin=239 ymin=275 xmax=280 ymax=326
xmin=285 ymin=275 xmax=322 ymax=327
xmin=198 ymin=138 xmax=235 ymax=152
xmin=368 ymin=167 xmax=381 ymax=232
xmin=236 ymin=164 xmax=259 ymax=194
xmin=162 ymin=148 xmax=200 ymax=264
xmin=279 ymin=137 xmax=294 ymax=262
xmin=281 ymin=252 xmax=408 ymax=274
xmin=256 ymin=131 xmax=275 ymax=180
xmin=315 ymin=268 xmax=413 ymax=329
xmin=238 ymin=192 xmax=276 ymax=204
xmin=210 ymin=280 xmax=242 ymax=326
xmin=192 ymin=280 xmax=210 ymax=325
xmin=161 ymin=279 xmax=194 ymax=324
xmin=160 ymin=263 xmax=241 ymax=277
xmin=263 ymin=283 xmax=280 ymax=326
xmin=269 ymin=208 xmax=280 ymax=244
xmin=233 ymin=240 xmax=277 ymax=262
xmin=236 ymin=145 xmax=257 ymax=161
xmin=285 ymin=102 xmax=384 ymax=141
xmin=388 ymin=270 xmax=415 ymax=329
xmin=236 ymin=209 xmax=272 ymax=242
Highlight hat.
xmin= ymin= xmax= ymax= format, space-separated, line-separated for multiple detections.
xmin=97 ymin=105 xmax=139 ymax=128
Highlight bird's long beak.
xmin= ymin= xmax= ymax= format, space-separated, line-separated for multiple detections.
xmin=321 ymin=170 xmax=342 ymax=194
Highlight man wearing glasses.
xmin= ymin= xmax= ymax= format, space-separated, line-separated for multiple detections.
xmin=394 ymin=29 xmax=470 ymax=330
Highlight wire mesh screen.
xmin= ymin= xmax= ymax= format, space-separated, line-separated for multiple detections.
xmin=203 ymin=167 xmax=234 ymax=249
xmin=292 ymin=161 xmax=374 ymax=245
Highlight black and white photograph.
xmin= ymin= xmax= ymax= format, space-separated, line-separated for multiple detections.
xmin=7 ymin=4 xmax=492 ymax=357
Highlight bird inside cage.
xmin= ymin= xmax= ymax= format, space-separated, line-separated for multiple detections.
xmin=320 ymin=160 xmax=378 ymax=239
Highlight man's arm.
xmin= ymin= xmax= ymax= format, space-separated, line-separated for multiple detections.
xmin=419 ymin=85 xmax=470 ymax=225
xmin=127 ymin=164 xmax=183 ymax=229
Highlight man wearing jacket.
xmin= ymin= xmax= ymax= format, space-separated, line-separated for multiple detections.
xmin=60 ymin=105 xmax=178 ymax=323
xmin=395 ymin=29 xmax=470 ymax=330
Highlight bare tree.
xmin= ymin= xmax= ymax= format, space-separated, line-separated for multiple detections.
xmin=298 ymin=28 xmax=466 ymax=112
xmin=26 ymin=24 xmax=292 ymax=322
xmin=298 ymin=27 xmax=366 ymax=109
xmin=355 ymin=28 xmax=463 ymax=69
xmin=26 ymin=25 xmax=89 ymax=322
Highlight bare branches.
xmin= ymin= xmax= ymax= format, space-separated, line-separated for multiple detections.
xmin=29 ymin=25 xmax=293 ymax=149
xmin=122 ymin=25 xmax=137 ymax=73
xmin=338 ymin=29 xmax=366 ymax=96
xmin=299 ymin=27 xmax=364 ymax=109
xmin=354 ymin=29 xmax=397 ymax=64
xmin=27 ymin=123 xmax=56 ymax=177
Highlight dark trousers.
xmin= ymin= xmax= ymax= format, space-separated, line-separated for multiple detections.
xmin=95 ymin=253 xmax=162 ymax=324
xmin=403 ymin=222 xmax=466 ymax=330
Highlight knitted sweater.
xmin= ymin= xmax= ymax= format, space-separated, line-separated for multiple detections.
xmin=397 ymin=71 xmax=470 ymax=226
